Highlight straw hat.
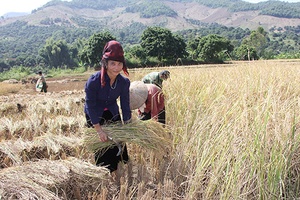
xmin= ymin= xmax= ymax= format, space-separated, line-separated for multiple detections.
xmin=129 ymin=81 xmax=148 ymax=110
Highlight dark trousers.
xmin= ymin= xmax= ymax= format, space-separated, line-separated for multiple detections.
xmin=85 ymin=111 xmax=129 ymax=172
xmin=139 ymin=108 xmax=166 ymax=124
xmin=41 ymin=82 xmax=47 ymax=93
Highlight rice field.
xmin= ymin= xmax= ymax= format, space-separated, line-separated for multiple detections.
xmin=0 ymin=60 xmax=300 ymax=199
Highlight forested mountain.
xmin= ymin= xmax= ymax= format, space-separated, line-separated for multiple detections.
xmin=2 ymin=0 xmax=300 ymax=30
xmin=0 ymin=0 xmax=300 ymax=71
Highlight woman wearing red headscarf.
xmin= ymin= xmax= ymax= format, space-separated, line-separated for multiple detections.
xmin=84 ymin=40 xmax=131 ymax=172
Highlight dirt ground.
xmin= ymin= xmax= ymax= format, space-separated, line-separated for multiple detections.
xmin=19 ymin=76 xmax=89 ymax=95
xmin=0 ymin=76 xmax=88 ymax=109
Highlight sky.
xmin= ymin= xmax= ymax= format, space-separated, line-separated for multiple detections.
xmin=0 ymin=0 xmax=51 ymax=16
xmin=1 ymin=0 xmax=300 ymax=17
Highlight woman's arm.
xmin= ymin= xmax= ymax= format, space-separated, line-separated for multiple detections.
xmin=120 ymin=78 xmax=132 ymax=122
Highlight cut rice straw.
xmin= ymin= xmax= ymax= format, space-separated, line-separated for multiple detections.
xmin=83 ymin=119 xmax=171 ymax=153
xmin=0 ymin=157 xmax=109 ymax=199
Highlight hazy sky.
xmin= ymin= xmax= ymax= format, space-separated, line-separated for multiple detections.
xmin=0 ymin=0 xmax=51 ymax=16
xmin=1 ymin=0 xmax=300 ymax=16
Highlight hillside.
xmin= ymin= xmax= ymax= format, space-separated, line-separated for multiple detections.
xmin=1 ymin=0 xmax=300 ymax=31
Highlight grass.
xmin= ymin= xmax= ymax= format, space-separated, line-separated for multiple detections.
xmin=1 ymin=60 xmax=300 ymax=199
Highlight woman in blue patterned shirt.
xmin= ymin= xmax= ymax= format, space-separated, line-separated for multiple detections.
xmin=84 ymin=40 xmax=131 ymax=172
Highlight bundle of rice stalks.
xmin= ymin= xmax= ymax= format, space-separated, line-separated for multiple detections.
xmin=0 ymin=157 xmax=110 ymax=199
xmin=83 ymin=120 xmax=171 ymax=154
xmin=0 ymin=134 xmax=85 ymax=167
xmin=0 ymin=139 xmax=31 ymax=168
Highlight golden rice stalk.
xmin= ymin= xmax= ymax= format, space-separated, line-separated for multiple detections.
xmin=0 ymin=157 xmax=110 ymax=199
xmin=83 ymin=119 xmax=171 ymax=153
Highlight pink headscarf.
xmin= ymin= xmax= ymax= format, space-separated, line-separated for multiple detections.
xmin=100 ymin=40 xmax=129 ymax=87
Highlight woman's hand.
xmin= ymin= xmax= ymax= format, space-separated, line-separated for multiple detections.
xmin=97 ymin=130 xmax=108 ymax=142
xmin=93 ymin=123 xmax=108 ymax=142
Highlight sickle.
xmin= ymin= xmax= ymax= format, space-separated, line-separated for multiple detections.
xmin=108 ymin=136 xmax=122 ymax=156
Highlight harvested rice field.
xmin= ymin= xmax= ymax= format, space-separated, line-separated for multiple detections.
xmin=1 ymin=60 xmax=300 ymax=199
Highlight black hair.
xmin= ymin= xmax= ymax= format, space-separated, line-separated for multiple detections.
xmin=100 ymin=59 xmax=108 ymax=69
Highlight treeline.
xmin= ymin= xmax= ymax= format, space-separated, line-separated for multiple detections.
xmin=259 ymin=2 xmax=300 ymax=19
xmin=1 ymin=18 xmax=300 ymax=59
xmin=1 ymin=24 xmax=300 ymax=74
xmin=125 ymin=1 xmax=177 ymax=18
xmin=0 ymin=20 xmax=94 ymax=59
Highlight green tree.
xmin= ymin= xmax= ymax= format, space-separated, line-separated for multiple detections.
xmin=197 ymin=34 xmax=233 ymax=63
xmin=39 ymin=38 xmax=73 ymax=68
xmin=127 ymin=45 xmax=147 ymax=61
xmin=187 ymin=37 xmax=202 ymax=60
xmin=242 ymin=26 xmax=268 ymax=58
xmin=24 ymin=56 xmax=37 ymax=67
xmin=0 ymin=60 xmax=9 ymax=72
xmin=80 ymin=31 xmax=115 ymax=67
xmin=172 ymin=34 xmax=188 ymax=59
xmin=126 ymin=45 xmax=149 ymax=67
xmin=235 ymin=44 xmax=259 ymax=60
xmin=140 ymin=27 xmax=187 ymax=61
xmin=15 ymin=55 xmax=27 ymax=66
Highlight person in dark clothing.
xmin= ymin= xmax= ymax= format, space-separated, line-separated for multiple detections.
xmin=84 ymin=40 xmax=131 ymax=172
xmin=142 ymin=70 xmax=170 ymax=88
xmin=36 ymin=71 xmax=47 ymax=93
